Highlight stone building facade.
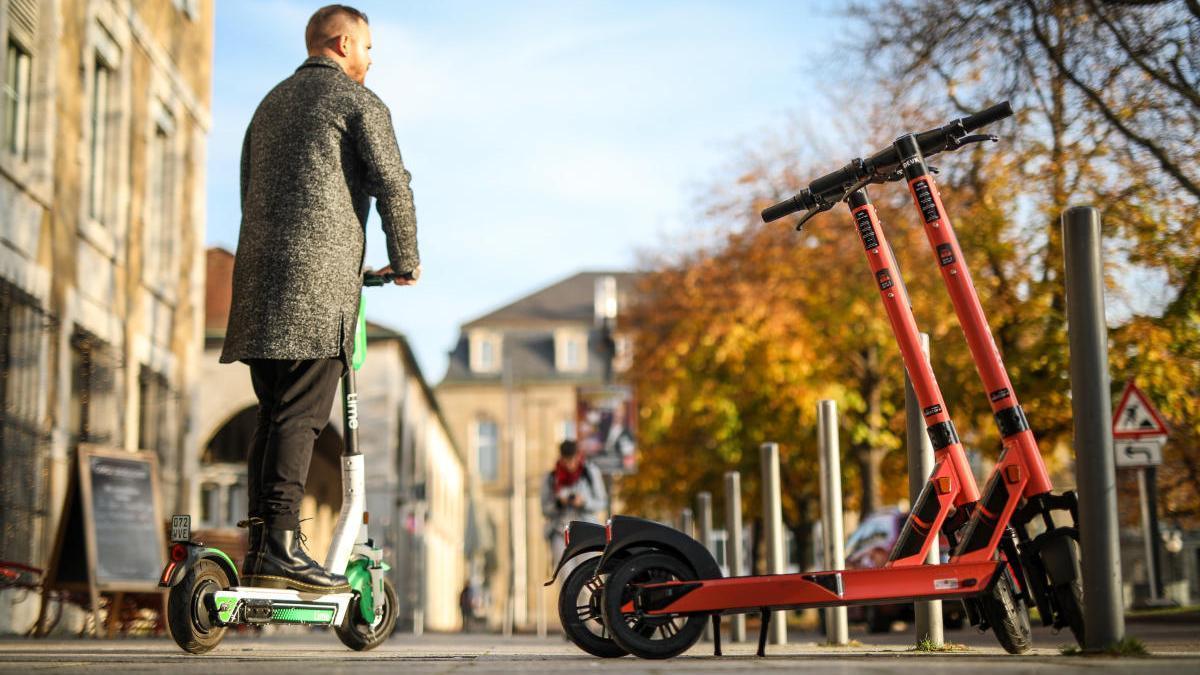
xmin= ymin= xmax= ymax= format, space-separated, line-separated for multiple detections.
xmin=436 ymin=271 xmax=636 ymax=632
xmin=0 ymin=0 xmax=211 ymax=633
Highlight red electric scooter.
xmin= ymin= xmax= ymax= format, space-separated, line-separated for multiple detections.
xmin=591 ymin=103 xmax=1084 ymax=659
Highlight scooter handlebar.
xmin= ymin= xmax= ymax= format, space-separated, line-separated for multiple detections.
xmin=961 ymin=101 xmax=1013 ymax=134
xmin=760 ymin=101 xmax=1013 ymax=224
xmin=363 ymin=268 xmax=419 ymax=286
xmin=761 ymin=189 xmax=818 ymax=224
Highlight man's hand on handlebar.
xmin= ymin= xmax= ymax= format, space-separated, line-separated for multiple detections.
xmin=377 ymin=264 xmax=421 ymax=286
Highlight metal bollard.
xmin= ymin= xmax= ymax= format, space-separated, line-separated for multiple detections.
xmin=906 ymin=334 xmax=943 ymax=647
xmin=697 ymin=492 xmax=714 ymax=641
xmin=724 ymin=471 xmax=746 ymax=642
xmin=1062 ymin=206 xmax=1125 ymax=649
xmin=679 ymin=508 xmax=694 ymax=540
xmin=760 ymin=442 xmax=787 ymax=645
xmin=817 ymin=401 xmax=848 ymax=645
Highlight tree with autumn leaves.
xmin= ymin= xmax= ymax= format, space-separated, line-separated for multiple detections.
xmin=616 ymin=0 xmax=1200 ymax=558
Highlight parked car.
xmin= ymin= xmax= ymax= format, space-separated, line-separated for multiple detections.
xmin=841 ymin=508 xmax=966 ymax=633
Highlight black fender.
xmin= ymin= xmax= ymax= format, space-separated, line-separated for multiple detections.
xmin=159 ymin=542 xmax=240 ymax=589
xmin=544 ymin=521 xmax=607 ymax=586
xmin=597 ymin=515 xmax=722 ymax=580
xmin=1036 ymin=528 xmax=1081 ymax=585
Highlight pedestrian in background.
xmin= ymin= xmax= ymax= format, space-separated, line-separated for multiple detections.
xmin=540 ymin=440 xmax=606 ymax=567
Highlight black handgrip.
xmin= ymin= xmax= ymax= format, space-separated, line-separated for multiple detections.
xmin=761 ymin=190 xmax=815 ymax=223
xmin=960 ymin=101 xmax=1012 ymax=133
xmin=809 ymin=159 xmax=865 ymax=199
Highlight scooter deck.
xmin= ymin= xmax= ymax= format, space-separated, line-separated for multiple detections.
xmin=213 ymin=586 xmax=355 ymax=626
xmin=626 ymin=560 xmax=1004 ymax=616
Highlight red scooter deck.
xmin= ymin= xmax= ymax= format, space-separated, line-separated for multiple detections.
xmin=626 ymin=560 xmax=1004 ymax=616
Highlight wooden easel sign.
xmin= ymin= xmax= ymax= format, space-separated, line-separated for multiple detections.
xmin=39 ymin=444 xmax=166 ymax=636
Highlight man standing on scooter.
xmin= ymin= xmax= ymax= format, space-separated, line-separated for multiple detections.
xmin=220 ymin=4 xmax=420 ymax=593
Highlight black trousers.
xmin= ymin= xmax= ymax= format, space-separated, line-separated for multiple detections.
xmin=246 ymin=357 xmax=344 ymax=530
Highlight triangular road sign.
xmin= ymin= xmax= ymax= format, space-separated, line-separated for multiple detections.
xmin=1112 ymin=381 xmax=1169 ymax=440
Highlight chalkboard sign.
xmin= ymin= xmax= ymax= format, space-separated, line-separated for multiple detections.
xmin=37 ymin=446 xmax=166 ymax=635
xmin=83 ymin=449 xmax=165 ymax=588
xmin=46 ymin=445 xmax=166 ymax=592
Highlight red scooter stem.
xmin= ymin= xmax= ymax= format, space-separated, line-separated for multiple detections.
xmin=894 ymin=134 xmax=1053 ymax=499
xmin=846 ymin=189 xmax=980 ymax=567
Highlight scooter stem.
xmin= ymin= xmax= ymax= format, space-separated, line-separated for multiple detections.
xmin=326 ymin=367 xmax=366 ymax=573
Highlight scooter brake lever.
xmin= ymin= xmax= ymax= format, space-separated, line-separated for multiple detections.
xmin=947 ymin=133 xmax=999 ymax=150
xmin=795 ymin=208 xmax=820 ymax=231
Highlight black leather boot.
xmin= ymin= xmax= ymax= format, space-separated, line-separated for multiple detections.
xmin=242 ymin=527 xmax=350 ymax=592
xmin=238 ymin=517 xmax=266 ymax=577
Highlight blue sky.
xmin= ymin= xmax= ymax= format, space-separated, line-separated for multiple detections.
xmin=207 ymin=1 xmax=846 ymax=379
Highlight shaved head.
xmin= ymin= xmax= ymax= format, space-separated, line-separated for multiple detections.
xmin=305 ymin=5 xmax=369 ymax=53
xmin=304 ymin=4 xmax=373 ymax=84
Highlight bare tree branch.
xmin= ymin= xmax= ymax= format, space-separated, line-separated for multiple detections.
xmin=1024 ymin=0 xmax=1200 ymax=199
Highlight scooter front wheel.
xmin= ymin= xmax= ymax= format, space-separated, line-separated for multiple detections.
xmin=166 ymin=559 xmax=229 ymax=654
xmin=601 ymin=552 xmax=706 ymax=659
xmin=982 ymin=568 xmax=1032 ymax=654
xmin=335 ymin=576 xmax=398 ymax=651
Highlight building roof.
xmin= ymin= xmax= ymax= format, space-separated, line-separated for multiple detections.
xmin=464 ymin=271 xmax=639 ymax=329
xmin=441 ymin=270 xmax=639 ymax=385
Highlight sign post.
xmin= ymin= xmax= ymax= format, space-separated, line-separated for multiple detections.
xmin=1111 ymin=381 xmax=1169 ymax=604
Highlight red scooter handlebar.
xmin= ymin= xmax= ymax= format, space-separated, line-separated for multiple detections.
xmin=761 ymin=102 xmax=1013 ymax=223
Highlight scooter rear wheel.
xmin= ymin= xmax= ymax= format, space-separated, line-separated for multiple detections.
xmin=166 ymin=559 xmax=229 ymax=654
xmin=559 ymin=556 xmax=627 ymax=658
xmin=982 ymin=568 xmax=1032 ymax=654
xmin=335 ymin=577 xmax=398 ymax=651
xmin=601 ymin=552 xmax=706 ymax=660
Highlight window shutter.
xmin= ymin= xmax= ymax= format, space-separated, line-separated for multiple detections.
xmin=8 ymin=0 xmax=38 ymax=47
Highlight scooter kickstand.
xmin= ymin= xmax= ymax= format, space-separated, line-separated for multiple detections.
xmin=711 ymin=614 xmax=722 ymax=656
xmin=756 ymin=608 xmax=770 ymax=657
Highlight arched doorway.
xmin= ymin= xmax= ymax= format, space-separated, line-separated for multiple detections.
xmin=199 ymin=407 xmax=345 ymax=564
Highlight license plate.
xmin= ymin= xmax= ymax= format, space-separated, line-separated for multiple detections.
xmin=171 ymin=515 xmax=191 ymax=542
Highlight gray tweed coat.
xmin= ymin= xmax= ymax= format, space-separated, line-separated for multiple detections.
xmin=220 ymin=56 xmax=419 ymax=365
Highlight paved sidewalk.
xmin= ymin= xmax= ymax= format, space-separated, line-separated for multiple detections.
xmin=1 ymin=621 xmax=1196 ymax=673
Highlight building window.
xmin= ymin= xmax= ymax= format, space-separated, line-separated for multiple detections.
xmin=554 ymin=329 xmax=588 ymax=373
xmin=138 ymin=366 xmax=174 ymax=461
xmin=145 ymin=105 xmax=176 ymax=282
xmin=88 ymin=30 xmax=119 ymax=225
xmin=0 ymin=281 xmax=52 ymax=566
xmin=474 ymin=418 xmax=498 ymax=482
xmin=480 ymin=339 xmax=494 ymax=370
xmin=69 ymin=330 xmax=120 ymax=447
xmin=468 ymin=330 xmax=501 ymax=374
xmin=2 ymin=38 xmax=30 ymax=159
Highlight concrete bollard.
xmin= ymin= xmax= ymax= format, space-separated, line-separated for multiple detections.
xmin=817 ymin=401 xmax=848 ymax=645
xmin=906 ymin=334 xmax=943 ymax=647
xmin=760 ymin=442 xmax=787 ymax=645
xmin=1062 ymin=206 xmax=1125 ymax=650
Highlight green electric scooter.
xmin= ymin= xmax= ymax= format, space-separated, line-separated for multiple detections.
xmin=160 ymin=269 xmax=413 ymax=654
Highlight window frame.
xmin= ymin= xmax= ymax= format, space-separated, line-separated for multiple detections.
xmin=2 ymin=35 xmax=31 ymax=160
xmin=473 ymin=418 xmax=499 ymax=482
